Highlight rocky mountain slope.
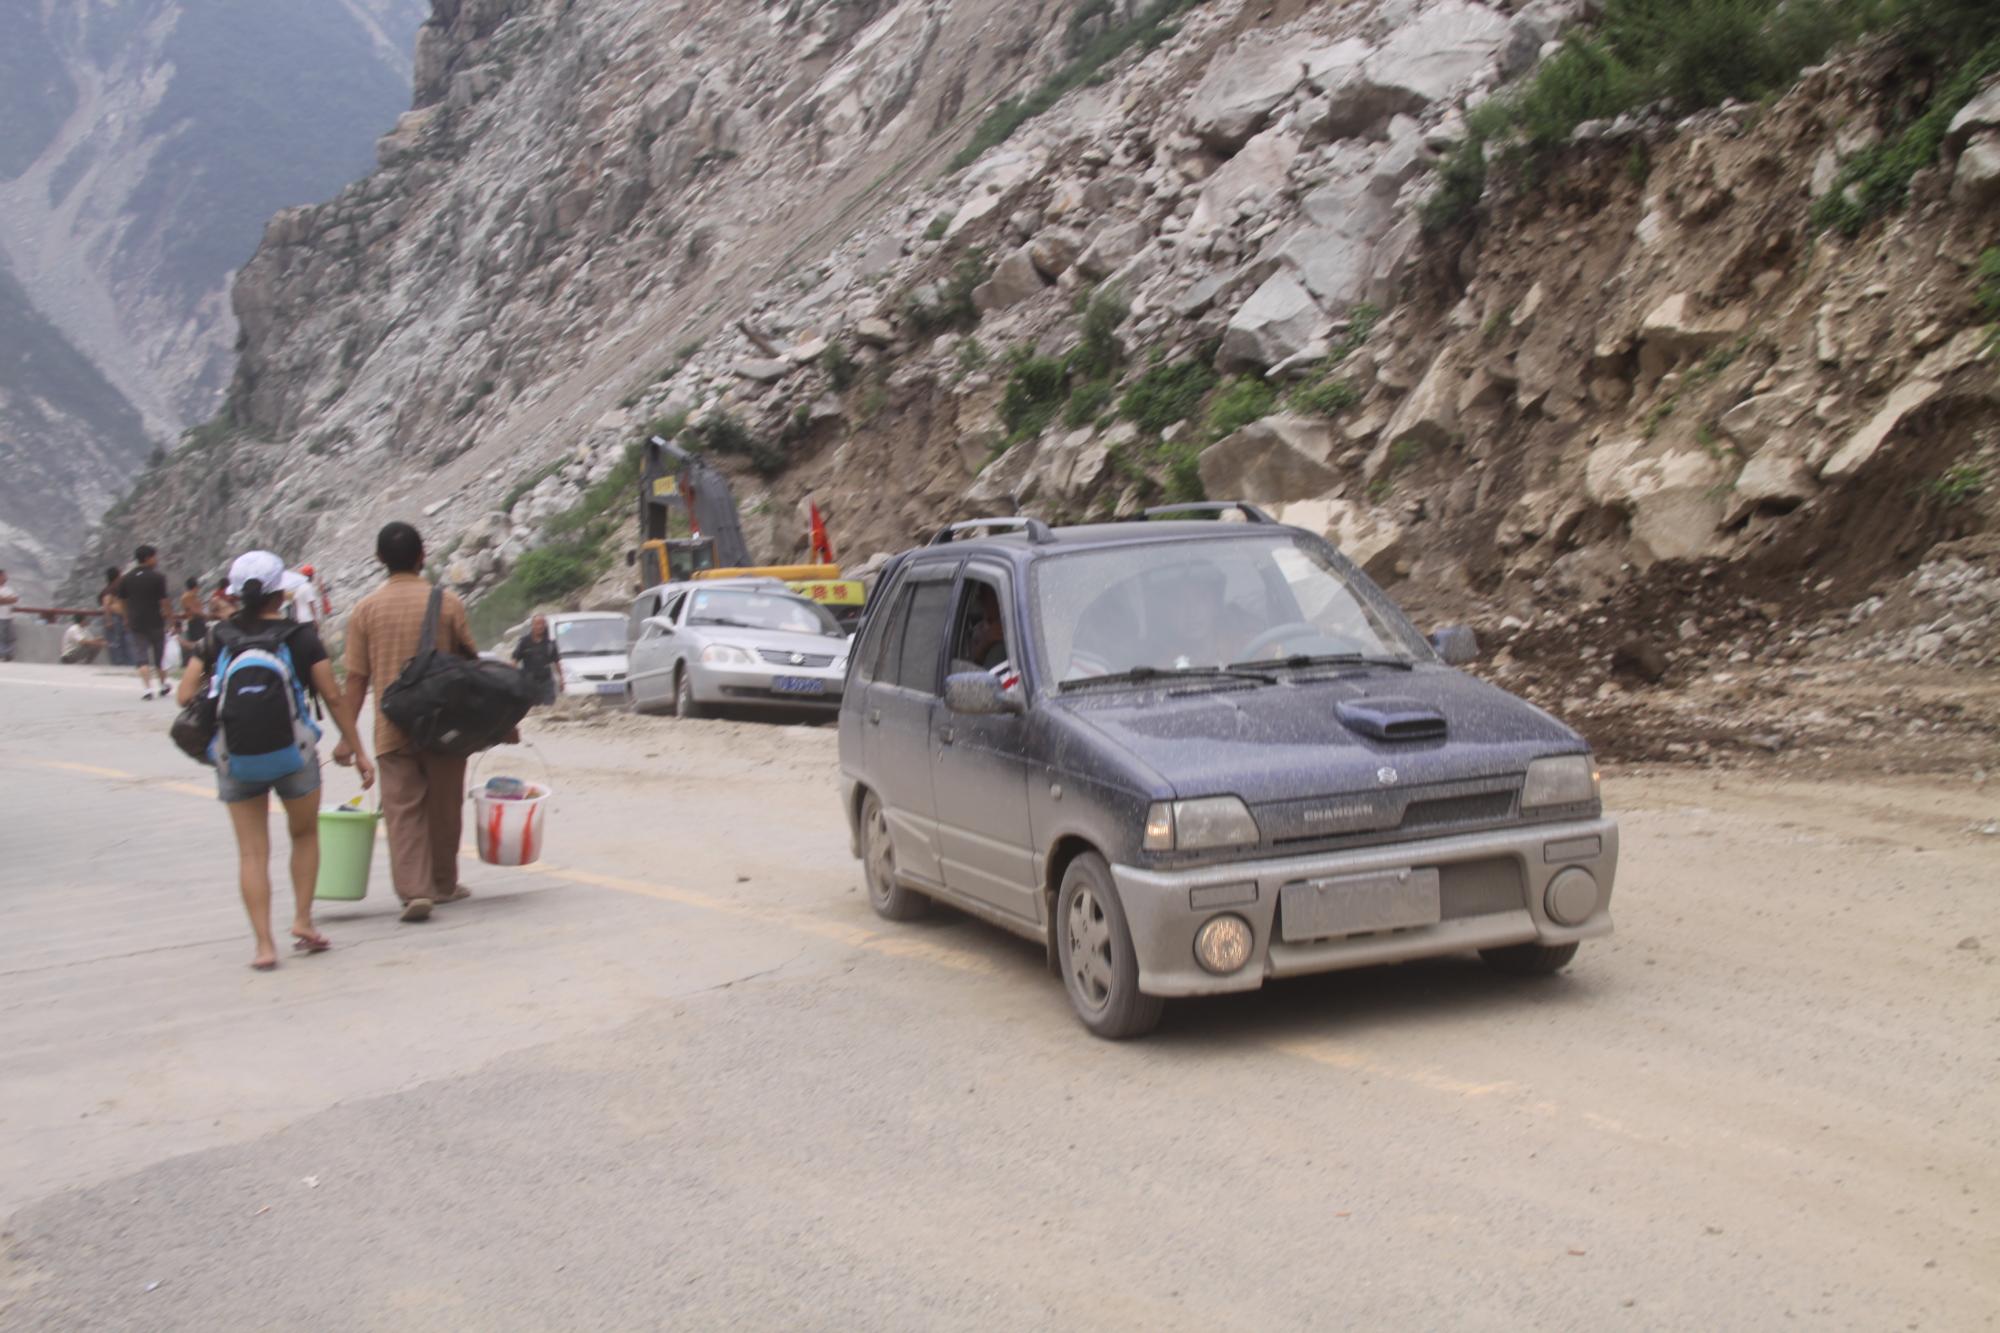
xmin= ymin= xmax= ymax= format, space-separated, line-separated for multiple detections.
xmin=0 ymin=262 xmax=152 ymax=598
xmin=75 ymin=0 xmax=2000 ymax=759
xmin=0 ymin=0 xmax=425 ymax=596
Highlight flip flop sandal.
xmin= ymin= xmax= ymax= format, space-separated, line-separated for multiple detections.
xmin=251 ymin=958 xmax=278 ymax=972
xmin=291 ymin=933 xmax=332 ymax=954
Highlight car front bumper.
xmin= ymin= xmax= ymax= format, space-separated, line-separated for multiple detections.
xmin=692 ymin=662 xmax=845 ymax=707
xmin=1111 ymin=817 xmax=1618 ymax=998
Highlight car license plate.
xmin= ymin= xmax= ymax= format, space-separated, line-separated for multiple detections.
xmin=595 ymin=681 xmax=624 ymax=695
xmin=771 ymin=675 xmax=826 ymax=696
xmin=1280 ymin=867 xmax=1440 ymax=943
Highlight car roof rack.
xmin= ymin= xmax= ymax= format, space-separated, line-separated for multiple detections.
xmin=1131 ymin=502 xmax=1276 ymax=524
xmin=928 ymin=516 xmax=1057 ymax=546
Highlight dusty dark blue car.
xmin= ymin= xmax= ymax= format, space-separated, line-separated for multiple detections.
xmin=838 ymin=505 xmax=1617 ymax=1038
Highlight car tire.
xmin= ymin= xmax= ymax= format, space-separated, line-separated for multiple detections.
xmin=1479 ymin=941 xmax=1580 ymax=976
xmin=860 ymin=791 xmax=927 ymax=921
xmin=1056 ymin=852 xmax=1163 ymax=1040
xmin=673 ymin=666 xmax=706 ymax=720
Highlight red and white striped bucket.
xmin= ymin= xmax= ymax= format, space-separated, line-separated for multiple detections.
xmin=473 ymin=781 xmax=550 ymax=866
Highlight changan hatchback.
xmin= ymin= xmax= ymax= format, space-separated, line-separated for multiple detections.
xmin=837 ymin=506 xmax=1617 ymax=1038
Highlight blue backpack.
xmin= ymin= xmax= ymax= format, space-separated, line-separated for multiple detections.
xmin=208 ymin=623 xmax=320 ymax=781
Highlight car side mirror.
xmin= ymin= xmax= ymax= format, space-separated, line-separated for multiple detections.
xmin=1430 ymin=624 xmax=1479 ymax=666
xmin=944 ymin=671 xmax=1023 ymax=716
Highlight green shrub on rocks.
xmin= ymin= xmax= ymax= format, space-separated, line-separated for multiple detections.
xmin=1204 ymin=376 xmax=1277 ymax=442
xmin=1118 ymin=359 xmax=1218 ymax=433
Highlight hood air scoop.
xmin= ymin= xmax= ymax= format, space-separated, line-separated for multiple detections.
xmin=1335 ymin=696 xmax=1448 ymax=742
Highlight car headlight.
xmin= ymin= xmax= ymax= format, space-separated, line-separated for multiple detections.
xmin=832 ymin=655 xmax=848 ymax=672
xmin=1143 ymin=796 xmax=1260 ymax=852
xmin=1522 ymin=755 xmax=1600 ymax=810
xmin=700 ymin=644 xmax=753 ymax=666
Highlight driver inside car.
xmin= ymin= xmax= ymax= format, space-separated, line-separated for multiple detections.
xmin=1156 ymin=562 xmax=1259 ymax=668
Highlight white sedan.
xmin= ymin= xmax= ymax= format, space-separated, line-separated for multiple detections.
xmin=626 ymin=585 xmax=851 ymax=718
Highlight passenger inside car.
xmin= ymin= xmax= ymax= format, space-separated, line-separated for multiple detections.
xmin=949 ymin=578 xmax=1014 ymax=681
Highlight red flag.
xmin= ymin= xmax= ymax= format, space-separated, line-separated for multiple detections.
xmin=809 ymin=498 xmax=835 ymax=564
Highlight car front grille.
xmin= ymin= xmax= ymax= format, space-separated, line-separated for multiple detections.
xmin=756 ymin=649 xmax=836 ymax=668
xmin=1257 ymin=776 xmax=1522 ymax=850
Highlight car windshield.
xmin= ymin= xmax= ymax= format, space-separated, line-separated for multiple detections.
xmin=552 ymin=619 xmax=626 ymax=655
xmin=687 ymin=589 xmax=843 ymax=637
xmin=1030 ymin=534 xmax=1430 ymax=685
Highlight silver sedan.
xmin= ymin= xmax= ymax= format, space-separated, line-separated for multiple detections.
xmin=625 ymin=584 xmax=852 ymax=719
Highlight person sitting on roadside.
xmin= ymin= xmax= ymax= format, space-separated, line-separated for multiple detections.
xmin=177 ymin=551 xmax=375 ymax=971
xmin=61 ymin=615 xmax=106 ymax=665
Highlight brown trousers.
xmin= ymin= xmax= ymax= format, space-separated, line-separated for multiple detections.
xmin=376 ymin=749 xmax=468 ymax=903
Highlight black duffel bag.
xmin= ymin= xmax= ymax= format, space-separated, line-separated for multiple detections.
xmin=380 ymin=586 xmax=535 ymax=758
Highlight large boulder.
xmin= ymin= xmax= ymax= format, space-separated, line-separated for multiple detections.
xmin=972 ymin=246 xmax=1051 ymax=312
xmin=1186 ymin=36 xmax=1307 ymax=153
xmin=1262 ymin=146 xmax=1399 ymax=308
xmin=1314 ymin=0 xmax=1512 ymax=138
xmin=1381 ymin=351 xmax=1464 ymax=452
xmin=1026 ymin=227 xmax=1083 ymax=278
xmin=1585 ymin=440 xmax=1730 ymax=563
xmin=1819 ymin=378 xmax=1942 ymax=480
xmin=1186 ymin=126 xmax=1299 ymax=235
xmin=1198 ymin=415 xmax=1343 ymax=503
xmin=1953 ymin=132 xmax=2000 ymax=203
xmin=1075 ymin=220 xmax=1150 ymax=281
xmin=1945 ymin=79 xmax=2000 ymax=149
xmin=1637 ymin=293 xmax=1747 ymax=380
xmin=1726 ymin=449 xmax=1817 ymax=525
xmin=1270 ymin=496 xmax=1405 ymax=575
xmin=1219 ymin=274 xmax=1323 ymax=370
xmin=1717 ymin=389 xmax=1806 ymax=454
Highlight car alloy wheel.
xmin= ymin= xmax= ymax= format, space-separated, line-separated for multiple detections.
xmin=1055 ymin=852 xmax=1163 ymax=1039
xmin=861 ymin=792 xmax=925 ymax=920
xmin=1066 ymin=887 xmax=1114 ymax=1012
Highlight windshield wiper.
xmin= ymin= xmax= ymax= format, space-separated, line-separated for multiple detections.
xmin=1060 ymin=664 xmax=1277 ymax=693
xmin=1236 ymin=653 xmax=1417 ymax=673
xmin=691 ymin=617 xmax=759 ymax=629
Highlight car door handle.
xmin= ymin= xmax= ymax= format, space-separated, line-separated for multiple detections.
xmin=868 ymin=709 xmax=881 ymax=725
xmin=938 ymin=726 xmax=955 ymax=745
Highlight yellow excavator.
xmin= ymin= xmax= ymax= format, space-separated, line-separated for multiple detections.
xmin=633 ymin=434 xmax=866 ymax=629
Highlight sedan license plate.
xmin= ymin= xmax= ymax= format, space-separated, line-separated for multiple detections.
xmin=1280 ymin=867 xmax=1440 ymax=943
xmin=595 ymin=681 xmax=624 ymax=695
xmin=770 ymin=675 xmax=827 ymax=696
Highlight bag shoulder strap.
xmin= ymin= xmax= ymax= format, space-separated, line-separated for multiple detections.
xmin=417 ymin=585 xmax=444 ymax=656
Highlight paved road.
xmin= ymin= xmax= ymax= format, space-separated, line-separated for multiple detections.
xmin=1 ymin=663 xmax=1995 ymax=1329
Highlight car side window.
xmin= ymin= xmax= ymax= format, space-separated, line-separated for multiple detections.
xmin=947 ymin=571 xmax=1014 ymax=678
xmin=890 ymin=580 xmax=953 ymax=696
xmin=850 ymin=569 xmax=905 ymax=685
xmin=663 ymin=592 xmax=687 ymax=625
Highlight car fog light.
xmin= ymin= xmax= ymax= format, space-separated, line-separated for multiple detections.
xmin=1195 ymin=914 xmax=1254 ymax=974
xmin=1544 ymin=868 xmax=1601 ymax=926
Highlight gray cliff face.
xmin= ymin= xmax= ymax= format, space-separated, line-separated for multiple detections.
xmin=0 ymin=0 xmax=427 ymax=596
xmin=60 ymin=0 xmax=2000 ymax=685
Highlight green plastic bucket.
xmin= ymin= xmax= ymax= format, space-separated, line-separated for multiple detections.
xmin=315 ymin=806 xmax=380 ymax=901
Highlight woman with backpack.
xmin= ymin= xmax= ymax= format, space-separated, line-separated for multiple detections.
xmin=176 ymin=551 xmax=376 ymax=971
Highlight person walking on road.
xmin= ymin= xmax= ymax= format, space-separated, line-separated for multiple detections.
xmin=176 ymin=551 xmax=376 ymax=971
xmin=0 ymin=569 xmax=18 ymax=663
xmin=100 ymin=567 xmax=133 ymax=667
xmin=334 ymin=521 xmax=477 ymax=923
xmin=118 ymin=546 xmax=172 ymax=699
xmin=512 ymin=614 xmax=562 ymax=705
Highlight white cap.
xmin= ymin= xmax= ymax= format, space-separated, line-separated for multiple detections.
xmin=226 ymin=550 xmax=308 ymax=598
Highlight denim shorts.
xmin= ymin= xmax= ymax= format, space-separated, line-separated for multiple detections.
xmin=216 ymin=752 xmax=323 ymax=804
